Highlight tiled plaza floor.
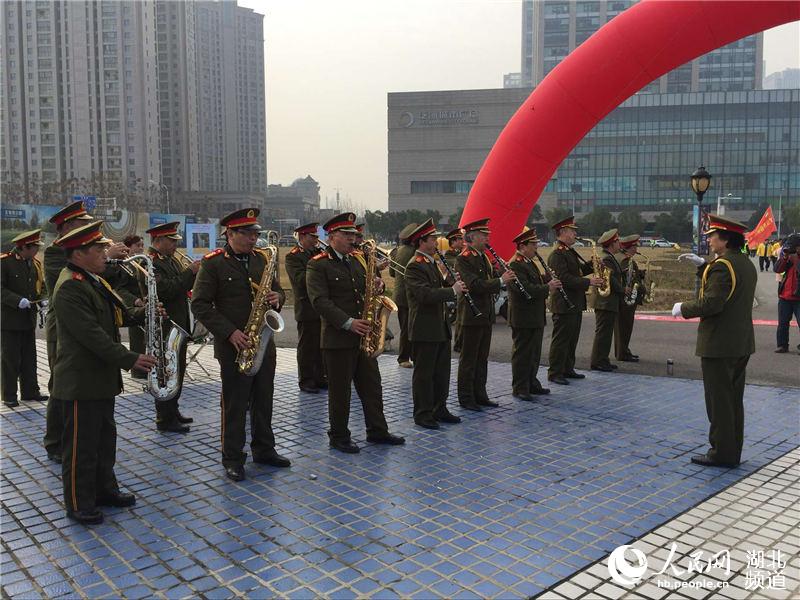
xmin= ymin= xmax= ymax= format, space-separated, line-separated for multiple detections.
xmin=1 ymin=341 xmax=798 ymax=599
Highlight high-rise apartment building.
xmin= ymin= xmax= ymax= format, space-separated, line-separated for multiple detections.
xmin=521 ymin=0 xmax=763 ymax=92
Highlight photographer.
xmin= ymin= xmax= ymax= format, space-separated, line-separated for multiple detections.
xmin=774 ymin=233 xmax=800 ymax=354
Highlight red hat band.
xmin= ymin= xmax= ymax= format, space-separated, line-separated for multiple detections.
xmin=59 ymin=228 xmax=103 ymax=249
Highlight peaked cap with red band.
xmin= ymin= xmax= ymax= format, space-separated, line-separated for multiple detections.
xmin=597 ymin=228 xmax=619 ymax=247
xmin=294 ymin=222 xmax=319 ymax=236
xmin=461 ymin=218 xmax=491 ymax=234
xmin=445 ymin=228 xmax=464 ymax=240
xmin=512 ymin=229 xmax=539 ymax=245
xmin=146 ymin=221 xmax=182 ymax=240
xmin=407 ymin=218 xmax=441 ymax=243
xmin=619 ymin=234 xmax=640 ymax=248
xmin=49 ymin=200 xmax=93 ymax=227
xmin=551 ymin=215 xmax=578 ymax=231
xmin=11 ymin=229 xmax=44 ymax=247
xmin=323 ymin=212 xmax=358 ymax=233
xmin=54 ymin=221 xmax=112 ymax=250
xmin=221 ymin=208 xmax=261 ymax=231
xmin=703 ymin=214 xmax=747 ymax=236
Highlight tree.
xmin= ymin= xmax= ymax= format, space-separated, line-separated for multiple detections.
xmin=617 ymin=208 xmax=645 ymax=235
xmin=652 ymin=206 xmax=691 ymax=241
xmin=531 ymin=204 xmax=544 ymax=221
xmin=747 ymin=202 xmax=770 ymax=230
xmin=579 ymin=208 xmax=615 ymax=238
xmin=782 ymin=203 xmax=800 ymax=234
xmin=544 ymin=206 xmax=572 ymax=228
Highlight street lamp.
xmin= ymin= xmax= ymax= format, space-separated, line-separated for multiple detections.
xmin=690 ymin=166 xmax=711 ymax=255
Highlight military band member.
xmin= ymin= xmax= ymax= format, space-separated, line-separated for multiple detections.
xmin=1 ymin=230 xmax=47 ymax=407
xmin=192 ymin=209 xmax=291 ymax=481
xmin=455 ymin=218 xmax=516 ymax=410
xmin=51 ymin=221 xmax=157 ymax=524
xmin=390 ymin=223 xmax=417 ymax=368
xmin=285 ymin=222 xmax=327 ymax=393
xmin=306 ymin=213 xmax=405 ymax=453
xmin=672 ymin=216 xmax=756 ymax=468
xmin=590 ymin=229 xmax=625 ymax=371
xmin=120 ymin=235 xmax=148 ymax=377
xmin=547 ymin=216 xmax=605 ymax=385
xmin=146 ymin=222 xmax=199 ymax=432
xmin=444 ymin=228 xmax=465 ymax=352
xmin=614 ymin=234 xmax=643 ymax=362
xmin=404 ymin=219 xmax=466 ymax=428
xmin=507 ymin=229 xmax=562 ymax=400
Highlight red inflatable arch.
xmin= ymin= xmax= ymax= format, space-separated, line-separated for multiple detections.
xmin=462 ymin=0 xmax=800 ymax=257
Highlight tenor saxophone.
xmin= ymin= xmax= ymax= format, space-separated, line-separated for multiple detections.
xmin=637 ymin=252 xmax=656 ymax=303
xmin=623 ymin=255 xmax=638 ymax=306
xmin=580 ymin=238 xmax=611 ymax=297
xmin=237 ymin=245 xmax=285 ymax=376
xmin=359 ymin=240 xmax=398 ymax=358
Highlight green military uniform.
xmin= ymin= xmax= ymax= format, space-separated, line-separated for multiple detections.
xmin=680 ymin=227 xmax=757 ymax=466
xmin=614 ymin=245 xmax=644 ymax=361
xmin=390 ymin=240 xmax=416 ymax=364
xmin=191 ymin=243 xmax=285 ymax=469
xmin=507 ymin=249 xmax=551 ymax=398
xmin=1 ymin=235 xmax=45 ymax=406
xmin=455 ymin=244 xmax=502 ymax=409
xmin=590 ymin=232 xmax=625 ymax=369
xmin=113 ymin=261 xmax=147 ymax=364
xmin=306 ymin=245 xmax=391 ymax=445
xmin=547 ymin=241 xmax=593 ymax=381
xmin=405 ymin=242 xmax=457 ymax=427
xmin=444 ymin=247 xmax=463 ymax=352
xmin=285 ymin=241 xmax=326 ymax=391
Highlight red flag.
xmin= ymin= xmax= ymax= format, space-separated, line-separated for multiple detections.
xmin=745 ymin=206 xmax=776 ymax=247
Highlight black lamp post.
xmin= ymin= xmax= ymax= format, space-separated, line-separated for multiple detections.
xmin=690 ymin=166 xmax=711 ymax=254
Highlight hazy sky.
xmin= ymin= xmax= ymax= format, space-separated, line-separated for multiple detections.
xmin=239 ymin=0 xmax=799 ymax=213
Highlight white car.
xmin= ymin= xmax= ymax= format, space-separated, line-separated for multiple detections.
xmin=537 ymin=241 xmax=551 ymax=247
xmin=652 ymin=239 xmax=674 ymax=248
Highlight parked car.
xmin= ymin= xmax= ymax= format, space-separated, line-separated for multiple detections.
xmin=537 ymin=241 xmax=551 ymax=247
xmin=652 ymin=239 xmax=675 ymax=248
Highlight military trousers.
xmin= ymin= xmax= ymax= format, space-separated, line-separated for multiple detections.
xmin=217 ymin=341 xmax=277 ymax=468
xmin=511 ymin=326 xmax=545 ymax=396
xmin=62 ymin=398 xmax=120 ymax=512
xmin=614 ymin=302 xmax=637 ymax=359
xmin=548 ymin=312 xmax=582 ymax=378
xmin=1 ymin=328 xmax=41 ymax=404
xmin=457 ymin=325 xmax=492 ymax=405
xmin=296 ymin=319 xmax=326 ymax=388
xmin=411 ymin=340 xmax=452 ymax=423
xmin=397 ymin=306 xmax=412 ymax=363
xmin=701 ymin=355 xmax=749 ymax=464
xmin=590 ymin=309 xmax=618 ymax=367
xmin=323 ymin=347 xmax=389 ymax=444
xmin=129 ymin=326 xmax=147 ymax=379
xmin=43 ymin=336 xmax=63 ymax=455
xmin=155 ymin=340 xmax=188 ymax=426
xmin=452 ymin=302 xmax=464 ymax=353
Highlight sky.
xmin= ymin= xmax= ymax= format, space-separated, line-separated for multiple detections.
xmin=239 ymin=0 xmax=799 ymax=213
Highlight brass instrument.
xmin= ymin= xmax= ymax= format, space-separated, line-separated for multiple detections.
xmin=236 ymin=244 xmax=285 ymax=375
xmin=175 ymin=249 xmax=194 ymax=267
xmin=636 ymin=252 xmax=656 ymax=303
xmin=623 ymin=254 xmax=638 ymax=306
xmin=579 ymin=238 xmax=611 ymax=297
xmin=359 ymin=240 xmax=398 ymax=358
xmin=365 ymin=242 xmax=408 ymax=274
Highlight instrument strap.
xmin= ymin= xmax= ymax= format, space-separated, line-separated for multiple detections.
xmin=67 ymin=263 xmax=125 ymax=326
xmin=700 ymin=258 xmax=736 ymax=302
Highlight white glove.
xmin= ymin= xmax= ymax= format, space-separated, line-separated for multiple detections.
xmin=18 ymin=298 xmax=31 ymax=309
xmin=671 ymin=302 xmax=683 ymax=318
xmin=39 ymin=299 xmax=48 ymax=309
xmin=678 ymin=253 xmax=705 ymax=267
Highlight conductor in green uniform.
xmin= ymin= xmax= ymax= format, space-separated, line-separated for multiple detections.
xmin=507 ymin=229 xmax=562 ymax=400
xmin=1 ymin=230 xmax=47 ymax=407
xmin=306 ymin=213 xmax=405 ymax=454
xmin=284 ymin=222 xmax=327 ymax=393
xmin=404 ymin=219 xmax=466 ymax=429
xmin=673 ymin=215 xmax=757 ymax=468
xmin=455 ymin=218 xmax=516 ymax=410
xmin=50 ymin=221 xmax=157 ymax=525
xmin=191 ymin=208 xmax=291 ymax=482
xmin=390 ymin=223 xmax=417 ymax=368
xmin=590 ymin=229 xmax=625 ymax=371
xmin=614 ymin=234 xmax=643 ymax=362
xmin=146 ymin=221 xmax=199 ymax=432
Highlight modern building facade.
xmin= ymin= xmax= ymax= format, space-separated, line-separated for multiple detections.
xmin=265 ymin=176 xmax=321 ymax=221
xmin=388 ymin=88 xmax=799 ymax=223
xmin=521 ymin=0 xmax=763 ymax=93
xmin=765 ymin=68 xmax=800 ymax=90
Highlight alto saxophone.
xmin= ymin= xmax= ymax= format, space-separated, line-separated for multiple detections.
xmin=637 ymin=252 xmax=656 ymax=303
xmin=623 ymin=255 xmax=638 ymax=306
xmin=359 ymin=240 xmax=398 ymax=358
xmin=580 ymin=238 xmax=611 ymax=297
xmin=236 ymin=245 xmax=285 ymax=376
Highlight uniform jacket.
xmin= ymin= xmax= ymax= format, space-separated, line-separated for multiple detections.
xmin=547 ymin=243 xmax=593 ymax=314
xmin=405 ymin=250 xmax=455 ymax=342
xmin=44 ymin=244 xmax=67 ymax=343
xmin=507 ymin=252 xmax=550 ymax=329
xmin=443 ymin=249 xmax=459 ymax=269
xmin=150 ymin=247 xmax=195 ymax=332
xmin=306 ymin=247 xmax=368 ymax=350
xmin=191 ymin=245 xmax=285 ymax=357
xmin=389 ymin=244 xmax=415 ymax=308
xmin=455 ymin=247 xmax=501 ymax=327
xmin=593 ymin=249 xmax=624 ymax=313
xmin=681 ymin=250 xmax=757 ymax=358
xmin=1 ymin=249 xmax=44 ymax=331
xmin=284 ymin=245 xmax=322 ymax=322
xmin=51 ymin=264 xmax=142 ymax=400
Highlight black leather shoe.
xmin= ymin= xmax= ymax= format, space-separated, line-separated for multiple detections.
xmin=225 ymin=465 xmax=246 ymax=481
xmin=564 ymin=371 xmax=585 ymax=379
xmin=609 ymin=364 xmax=619 ymax=370
xmin=47 ymin=452 xmax=62 ymax=464
xmin=530 ymin=388 xmax=551 ymax=395
xmin=66 ymin=509 xmax=103 ymax=525
xmin=415 ymin=419 xmax=440 ymax=430
xmin=513 ymin=394 xmax=534 ymax=402
xmin=619 ymin=356 xmax=639 ymax=362
xmin=3 ymin=399 xmax=19 ymax=407
xmin=548 ymin=376 xmax=569 ymax=385
xmin=436 ymin=412 xmax=462 ymax=424
xmin=590 ymin=364 xmax=614 ymax=372
xmin=157 ymin=421 xmax=190 ymax=433
xmin=299 ymin=385 xmax=320 ymax=393
xmin=253 ymin=449 xmax=291 ymax=468
xmin=23 ymin=394 xmax=48 ymax=402
xmin=690 ymin=454 xmax=739 ymax=468
xmin=176 ymin=412 xmax=193 ymax=424
xmin=477 ymin=399 xmax=499 ymax=408
xmin=330 ymin=439 xmax=360 ymax=454
xmin=367 ymin=433 xmax=406 ymax=445
xmin=775 ymin=346 xmax=789 ymax=353
xmin=96 ymin=491 xmax=136 ymax=507
xmin=459 ymin=402 xmax=483 ymax=411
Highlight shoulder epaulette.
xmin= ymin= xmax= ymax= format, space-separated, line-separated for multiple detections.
xmin=289 ymin=246 xmax=302 ymax=255
xmin=351 ymin=249 xmax=364 ymax=256
xmin=414 ymin=255 xmax=429 ymax=263
xmin=460 ymin=249 xmax=474 ymax=257
xmin=71 ymin=271 xmax=85 ymax=281
xmin=312 ymin=252 xmax=328 ymax=260
xmin=0 ymin=252 xmax=9 ymax=260
xmin=204 ymin=248 xmax=224 ymax=260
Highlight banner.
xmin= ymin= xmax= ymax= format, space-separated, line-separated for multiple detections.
xmin=745 ymin=206 xmax=776 ymax=247
xmin=185 ymin=223 xmax=218 ymax=259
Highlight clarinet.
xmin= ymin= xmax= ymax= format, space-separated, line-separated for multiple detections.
xmin=485 ymin=243 xmax=532 ymax=300
xmin=433 ymin=248 xmax=482 ymax=317
xmin=533 ymin=253 xmax=576 ymax=311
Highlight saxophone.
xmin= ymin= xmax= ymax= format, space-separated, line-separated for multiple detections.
xmin=580 ymin=238 xmax=611 ymax=297
xmin=623 ymin=255 xmax=638 ymax=306
xmin=236 ymin=245 xmax=285 ymax=376
xmin=359 ymin=240 xmax=398 ymax=358
xmin=108 ymin=254 xmax=188 ymax=401
xmin=637 ymin=252 xmax=656 ymax=303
